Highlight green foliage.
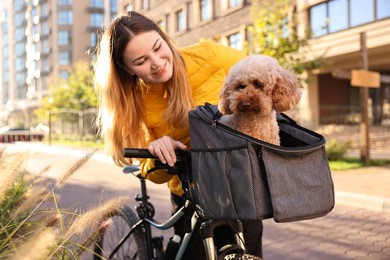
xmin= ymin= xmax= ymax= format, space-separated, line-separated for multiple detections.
xmin=248 ymin=0 xmax=324 ymax=76
xmin=325 ymin=139 xmax=351 ymax=161
xmin=51 ymin=62 xmax=97 ymax=110
xmin=0 ymin=149 xmax=116 ymax=259
xmin=34 ymin=62 xmax=97 ymax=123
xmin=329 ymin=158 xmax=390 ymax=171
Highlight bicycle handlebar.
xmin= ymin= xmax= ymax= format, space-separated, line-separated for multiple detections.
xmin=123 ymin=148 xmax=158 ymax=159
xmin=123 ymin=148 xmax=190 ymax=162
xmin=123 ymin=148 xmax=192 ymax=181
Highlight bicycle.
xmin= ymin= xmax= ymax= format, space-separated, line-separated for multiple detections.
xmin=93 ymin=148 xmax=260 ymax=260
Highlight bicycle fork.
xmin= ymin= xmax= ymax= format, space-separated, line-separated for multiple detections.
xmin=200 ymin=219 xmax=246 ymax=260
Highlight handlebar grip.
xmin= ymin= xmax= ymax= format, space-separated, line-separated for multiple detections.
xmin=123 ymin=148 xmax=157 ymax=159
xmin=123 ymin=148 xmax=190 ymax=162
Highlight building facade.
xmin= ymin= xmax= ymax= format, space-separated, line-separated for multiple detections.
xmin=120 ymin=0 xmax=390 ymax=128
xmin=1 ymin=0 xmax=389 ymax=128
xmin=0 ymin=0 xmax=117 ymax=127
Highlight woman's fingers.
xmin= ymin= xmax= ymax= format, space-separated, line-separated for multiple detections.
xmin=148 ymin=136 xmax=187 ymax=166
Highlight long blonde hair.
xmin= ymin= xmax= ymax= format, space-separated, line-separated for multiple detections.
xmin=94 ymin=11 xmax=193 ymax=166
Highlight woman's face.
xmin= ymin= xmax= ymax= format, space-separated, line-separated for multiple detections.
xmin=122 ymin=31 xmax=174 ymax=84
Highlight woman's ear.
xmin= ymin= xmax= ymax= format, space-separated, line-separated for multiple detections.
xmin=272 ymin=68 xmax=302 ymax=112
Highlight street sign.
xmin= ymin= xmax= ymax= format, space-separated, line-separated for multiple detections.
xmin=351 ymin=69 xmax=381 ymax=88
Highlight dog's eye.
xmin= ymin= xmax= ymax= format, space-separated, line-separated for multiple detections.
xmin=253 ymin=81 xmax=264 ymax=89
xmin=238 ymin=84 xmax=246 ymax=89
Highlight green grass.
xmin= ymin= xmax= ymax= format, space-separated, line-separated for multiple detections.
xmin=50 ymin=139 xmax=105 ymax=149
xmin=329 ymin=158 xmax=390 ymax=171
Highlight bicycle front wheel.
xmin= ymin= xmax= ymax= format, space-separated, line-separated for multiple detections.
xmin=93 ymin=205 xmax=148 ymax=260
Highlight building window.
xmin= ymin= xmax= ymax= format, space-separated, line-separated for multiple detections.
xmin=378 ymin=0 xmax=390 ymax=19
xmin=110 ymin=0 xmax=118 ymax=13
xmin=16 ymin=57 xmax=25 ymax=72
xmin=110 ymin=1 xmax=118 ymax=21
xmin=350 ymin=0 xmax=374 ymax=27
xmin=90 ymin=0 xmax=104 ymax=8
xmin=15 ymin=43 xmax=25 ymax=56
xmin=14 ymin=0 xmax=25 ymax=12
xmin=328 ymin=0 xmax=348 ymax=33
xmin=157 ymin=19 xmax=167 ymax=32
xmin=90 ymin=13 xmax=104 ymax=27
xmin=59 ymin=70 xmax=70 ymax=80
xmin=58 ymin=10 xmax=73 ymax=25
xmin=229 ymin=0 xmax=241 ymax=8
xmin=176 ymin=9 xmax=186 ymax=32
xmin=58 ymin=30 xmax=70 ymax=45
xmin=142 ymin=0 xmax=149 ymax=10
xmin=41 ymin=3 xmax=49 ymax=17
xmin=41 ymin=21 xmax=49 ymax=35
xmin=59 ymin=51 xmax=70 ymax=65
xmin=90 ymin=32 xmax=98 ymax=47
xmin=310 ymin=0 xmax=390 ymax=37
xmin=14 ymin=13 xmax=24 ymax=27
xmin=227 ymin=32 xmax=243 ymax=50
xmin=15 ymin=28 xmax=24 ymax=41
xmin=41 ymin=39 xmax=49 ymax=54
xmin=200 ymin=0 xmax=211 ymax=21
xmin=42 ymin=58 xmax=50 ymax=73
xmin=58 ymin=0 xmax=72 ymax=5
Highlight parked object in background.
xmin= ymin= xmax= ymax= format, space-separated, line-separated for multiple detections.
xmin=0 ymin=126 xmax=45 ymax=143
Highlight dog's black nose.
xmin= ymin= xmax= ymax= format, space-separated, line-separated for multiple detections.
xmin=241 ymin=102 xmax=251 ymax=111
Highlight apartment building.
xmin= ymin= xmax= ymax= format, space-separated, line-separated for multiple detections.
xmin=119 ymin=0 xmax=252 ymax=49
xmin=1 ymin=0 xmax=389 ymax=128
xmin=0 ymin=0 xmax=118 ymax=127
xmin=297 ymin=0 xmax=390 ymax=126
xmin=120 ymin=0 xmax=390 ymax=127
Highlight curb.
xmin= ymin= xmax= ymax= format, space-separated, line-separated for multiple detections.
xmin=335 ymin=190 xmax=390 ymax=213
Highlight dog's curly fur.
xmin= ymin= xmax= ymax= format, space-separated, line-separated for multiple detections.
xmin=218 ymin=55 xmax=302 ymax=145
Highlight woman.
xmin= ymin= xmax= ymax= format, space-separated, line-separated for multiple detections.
xmin=94 ymin=11 xmax=263 ymax=258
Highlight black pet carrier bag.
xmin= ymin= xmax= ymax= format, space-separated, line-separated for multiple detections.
xmin=188 ymin=103 xmax=334 ymax=223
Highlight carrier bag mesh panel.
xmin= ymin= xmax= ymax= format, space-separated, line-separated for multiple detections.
xmin=190 ymin=112 xmax=272 ymax=220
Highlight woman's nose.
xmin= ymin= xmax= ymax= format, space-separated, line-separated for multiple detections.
xmin=150 ymin=55 xmax=163 ymax=69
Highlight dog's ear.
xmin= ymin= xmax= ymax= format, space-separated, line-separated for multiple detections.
xmin=218 ymin=83 xmax=232 ymax=114
xmin=272 ymin=67 xmax=302 ymax=112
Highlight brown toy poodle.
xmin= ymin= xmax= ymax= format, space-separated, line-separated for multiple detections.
xmin=218 ymin=55 xmax=302 ymax=145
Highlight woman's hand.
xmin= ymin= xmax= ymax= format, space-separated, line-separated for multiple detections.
xmin=147 ymin=136 xmax=187 ymax=167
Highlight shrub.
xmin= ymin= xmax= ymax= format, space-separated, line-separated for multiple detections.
xmin=325 ymin=139 xmax=351 ymax=161
xmin=0 ymin=148 xmax=128 ymax=259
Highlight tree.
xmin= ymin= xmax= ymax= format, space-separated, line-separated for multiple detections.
xmin=33 ymin=61 xmax=97 ymax=125
xmin=247 ymin=0 xmax=324 ymax=76
xmin=49 ymin=62 xmax=97 ymax=110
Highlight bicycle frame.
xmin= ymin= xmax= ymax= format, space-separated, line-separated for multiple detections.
xmin=109 ymin=168 xmax=197 ymax=260
xmin=118 ymin=149 xmax=248 ymax=260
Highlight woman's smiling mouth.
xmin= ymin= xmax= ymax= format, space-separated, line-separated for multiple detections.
xmin=154 ymin=62 xmax=167 ymax=75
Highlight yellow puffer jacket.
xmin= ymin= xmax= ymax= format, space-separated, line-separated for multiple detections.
xmin=140 ymin=41 xmax=246 ymax=196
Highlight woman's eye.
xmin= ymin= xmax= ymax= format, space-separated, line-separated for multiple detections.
xmin=134 ymin=59 xmax=146 ymax=66
xmin=154 ymin=44 xmax=161 ymax=52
